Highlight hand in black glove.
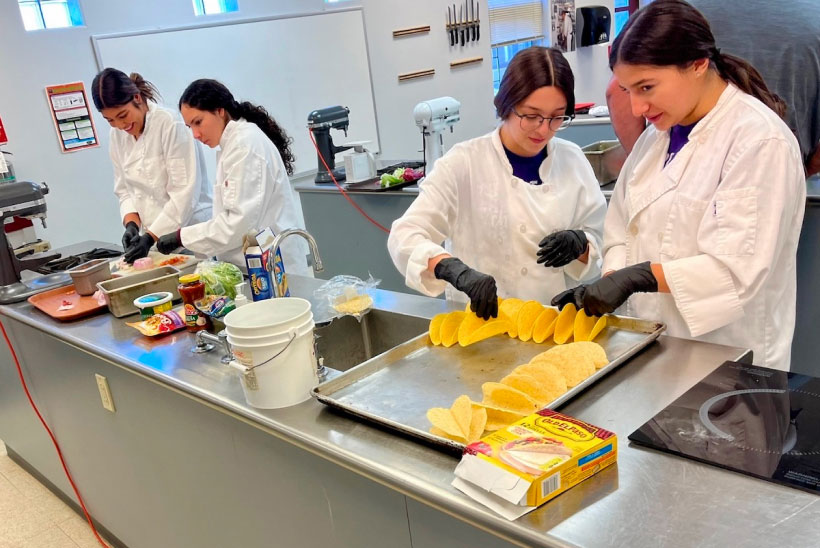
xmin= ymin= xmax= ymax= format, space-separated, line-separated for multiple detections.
xmin=123 ymin=233 xmax=155 ymax=264
xmin=121 ymin=221 xmax=140 ymax=251
xmin=551 ymin=262 xmax=658 ymax=316
xmin=537 ymin=230 xmax=588 ymax=267
xmin=434 ymin=257 xmax=498 ymax=320
xmin=156 ymin=230 xmax=183 ymax=255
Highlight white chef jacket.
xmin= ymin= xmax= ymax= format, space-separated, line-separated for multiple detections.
xmin=110 ymin=102 xmax=212 ymax=236
xmin=388 ymin=128 xmax=606 ymax=304
xmin=180 ymin=119 xmax=311 ymax=276
xmin=603 ymin=84 xmax=806 ymax=371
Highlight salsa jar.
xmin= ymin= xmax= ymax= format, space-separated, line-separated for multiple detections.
xmin=178 ymin=273 xmax=208 ymax=332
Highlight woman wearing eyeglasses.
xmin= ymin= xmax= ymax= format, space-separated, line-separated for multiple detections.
xmin=388 ymin=47 xmax=606 ymax=319
xmin=552 ymin=0 xmax=805 ymax=371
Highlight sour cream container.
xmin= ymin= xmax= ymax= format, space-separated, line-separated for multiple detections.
xmin=133 ymin=291 xmax=174 ymax=320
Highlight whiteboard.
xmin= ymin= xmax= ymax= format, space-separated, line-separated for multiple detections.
xmin=92 ymin=9 xmax=380 ymax=175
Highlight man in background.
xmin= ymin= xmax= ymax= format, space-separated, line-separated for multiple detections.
xmin=688 ymin=0 xmax=820 ymax=175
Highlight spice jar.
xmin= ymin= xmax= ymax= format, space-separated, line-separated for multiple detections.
xmin=178 ymin=273 xmax=208 ymax=332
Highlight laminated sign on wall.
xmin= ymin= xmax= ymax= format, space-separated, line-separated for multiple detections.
xmin=45 ymin=82 xmax=99 ymax=153
xmin=0 ymin=115 xmax=8 ymax=144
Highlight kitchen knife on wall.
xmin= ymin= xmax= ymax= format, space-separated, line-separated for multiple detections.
xmin=476 ymin=2 xmax=480 ymax=41
xmin=453 ymin=4 xmax=458 ymax=46
xmin=459 ymin=5 xmax=465 ymax=45
xmin=447 ymin=6 xmax=454 ymax=46
xmin=471 ymin=0 xmax=476 ymax=41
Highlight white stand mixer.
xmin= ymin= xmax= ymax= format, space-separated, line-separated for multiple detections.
xmin=413 ymin=97 xmax=461 ymax=172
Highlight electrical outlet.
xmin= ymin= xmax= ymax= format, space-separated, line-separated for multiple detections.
xmin=95 ymin=374 xmax=116 ymax=413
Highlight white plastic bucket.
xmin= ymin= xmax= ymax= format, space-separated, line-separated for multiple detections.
xmin=224 ymin=297 xmax=312 ymax=337
xmin=223 ymin=298 xmax=318 ymax=409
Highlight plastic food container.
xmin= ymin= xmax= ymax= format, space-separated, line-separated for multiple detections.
xmin=133 ymin=291 xmax=174 ymax=320
xmin=96 ymin=266 xmax=181 ymax=318
xmin=68 ymin=259 xmax=112 ymax=296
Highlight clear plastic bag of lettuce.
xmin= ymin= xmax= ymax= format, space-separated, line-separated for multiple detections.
xmin=195 ymin=260 xmax=244 ymax=299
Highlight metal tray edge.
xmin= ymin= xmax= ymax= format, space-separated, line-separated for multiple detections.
xmin=312 ymin=316 xmax=667 ymax=452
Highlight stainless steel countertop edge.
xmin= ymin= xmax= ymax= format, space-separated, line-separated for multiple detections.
xmin=0 ymin=299 xmax=573 ymax=548
xmin=4 ymin=260 xmax=788 ymax=548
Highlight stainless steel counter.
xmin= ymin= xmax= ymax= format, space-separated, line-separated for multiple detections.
xmin=2 ymin=251 xmax=819 ymax=547
xmin=808 ymin=173 xmax=820 ymax=202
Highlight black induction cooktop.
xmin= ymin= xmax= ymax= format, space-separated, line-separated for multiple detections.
xmin=629 ymin=361 xmax=820 ymax=494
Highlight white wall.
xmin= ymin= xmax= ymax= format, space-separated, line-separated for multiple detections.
xmin=360 ymin=0 xmax=497 ymax=160
xmin=0 ymin=0 xmax=352 ymax=249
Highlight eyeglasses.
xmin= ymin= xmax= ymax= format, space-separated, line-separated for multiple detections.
xmin=512 ymin=109 xmax=574 ymax=132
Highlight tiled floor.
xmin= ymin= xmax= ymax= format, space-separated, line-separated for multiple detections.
xmin=0 ymin=440 xmax=113 ymax=548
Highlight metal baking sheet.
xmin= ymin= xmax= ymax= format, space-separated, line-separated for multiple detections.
xmin=313 ymin=314 xmax=665 ymax=452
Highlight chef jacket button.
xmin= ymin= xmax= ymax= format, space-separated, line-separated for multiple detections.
xmin=511 ymin=179 xmax=518 ymax=188
xmin=630 ymin=225 xmax=638 ymax=236
xmin=519 ymin=224 xmax=526 ymax=233
xmin=520 ymin=267 xmax=528 ymax=276
xmin=658 ymin=232 xmax=663 ymax=242
xmin=504 ymin=254 xmax=511 ymax=261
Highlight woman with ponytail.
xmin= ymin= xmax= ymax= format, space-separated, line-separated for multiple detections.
xmin=91 ymin=68 xmax=212 ymax=263
xmin=155 ymin=79 xmax=309 ymax=275
xmin=552 ymin=0 xmax=805 ymax=371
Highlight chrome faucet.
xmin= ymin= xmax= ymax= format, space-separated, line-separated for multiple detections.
xmin=193 ymin=329 xmax=234 ymax=363
xmin=270 ymin=228 xmax=324 ymax=297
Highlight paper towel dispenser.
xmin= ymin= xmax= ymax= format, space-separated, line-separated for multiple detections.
xmin=576 ymin=6 xmax=611 ymax=47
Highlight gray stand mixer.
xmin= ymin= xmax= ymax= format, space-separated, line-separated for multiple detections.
xmin=307 ymin=106 xmax=352 ymax=184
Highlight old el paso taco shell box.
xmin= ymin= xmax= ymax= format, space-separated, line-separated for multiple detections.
xmin=453 ymin=409 xmax=616 ymax=511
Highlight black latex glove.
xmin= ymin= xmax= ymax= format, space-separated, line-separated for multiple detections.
xmin=537 ymin=230 xmax=588 ymax=267
xmin=123 ymin=234 xmax=155 ymax=264
xmin=434 ymin=257 xmax=498 ymax=320
xmin=156 ymin=230 xmax=182 ymax=255
xmin=551 ymin=262 xmax=658 ymax=316
xmin=121 ymin=221 xmax=140 ymax=251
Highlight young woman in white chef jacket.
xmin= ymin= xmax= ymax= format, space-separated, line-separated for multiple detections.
xmin=91 ymin=68 xmax=212 ymax=263
xmin=388 ymin=47 xmax=607 ymax=320
xmin=552 ymin=0 xmax=806 ymax=371
xmin=155 ymin=79 xmax=310 ymax=276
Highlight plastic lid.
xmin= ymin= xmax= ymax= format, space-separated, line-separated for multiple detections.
xmin=179 ymin=273 xmax=201 ymax=284
xmin=133 ymin=291 xmax=173 ymax=308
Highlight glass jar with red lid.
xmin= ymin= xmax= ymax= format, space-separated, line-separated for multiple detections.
xmin=178 ymin=273 xmax=208 ymax=332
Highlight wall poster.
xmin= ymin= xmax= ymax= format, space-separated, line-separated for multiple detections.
xmin=45 ymin=82 xmax=99 ymax=153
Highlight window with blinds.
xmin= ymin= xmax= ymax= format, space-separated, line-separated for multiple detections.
xmin=488 ymin=0 xmax=545 ymax=47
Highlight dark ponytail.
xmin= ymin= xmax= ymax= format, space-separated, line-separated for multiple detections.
xmin=179 ymin=79 xmax=295 ymax=175
xmin=610 ymin=0 xmax=786 ymax=120
xmin=91 ymin=68 xmax=159 ymax=110
xmin=233 ymin=102 xmax=296 ymax=176
xmin=712 ymin=51 xmax=787 ymax=119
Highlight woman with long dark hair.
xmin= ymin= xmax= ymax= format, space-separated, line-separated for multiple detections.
xmin=91 ymin=68 xmax=212 ymax=263
xmin=388 ymin=47 xmax=606 ymax=319
xmin=155 ymin=79 xmax=309 ymax=275
xmin=552 ymin=0 xmax=805 ymax=370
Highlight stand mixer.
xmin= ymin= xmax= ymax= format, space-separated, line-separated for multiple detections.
xmin=0 ymin=181 xmax=69 ymax=304
xmin=307 ymin=106 xmax=352 ymax=184
xmin=413 ymin=96 xmax=461 ymax=172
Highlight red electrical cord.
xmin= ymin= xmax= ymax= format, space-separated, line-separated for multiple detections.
xmin=0 ymin=319 xmax=110 ymax=548
xmin=307 ymin=128 xmax=391 ymax=234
